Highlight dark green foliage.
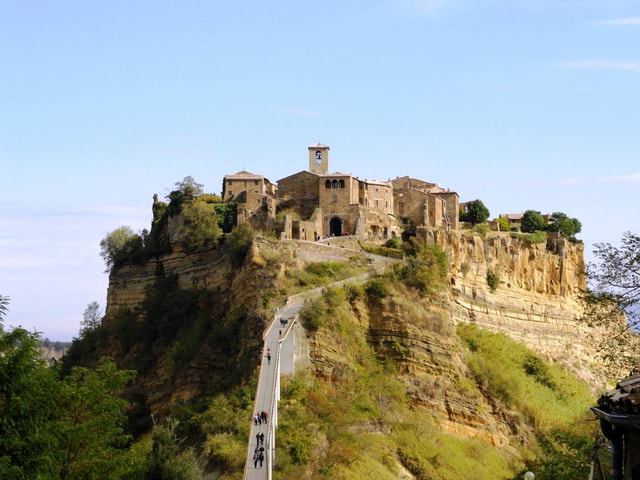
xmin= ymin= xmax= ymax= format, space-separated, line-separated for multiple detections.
xmin=460 ymin=199 xmax=490 ymax=225
xmin=521 ymin=210 xmax=546 ymax=233
xmin=300 ymin=297 xmax=329 ymax=333
xmin=221 ymin=223 xmax=254 ymax=267
xmin=486 ymin=270 xmax=500 ymax=291
xmin=178 ymin=200 xmax=222 ymax=253
xmin=385 ymin=237 xmax=402 ymax=249
xmin=547 ymin=212 xmax=582 ymax=241
xmin=0 ymin=321 xmax=137 ymax=480
xmin=365 ymin=278 xmax=389 ymax=301
xmin=0 ymin=328 xmax=59 ymax=479
xmin=56 ymin=357 xmax=136 ymax=479
xmin=523 ymin=429 xmax=596 ymax=480
xmin=523 ymin=354 xmax=556 ymax=389
xmin=213 ymin=202 xmax=237 ymax=233
xmin=146 ymin=417 xmax=203 ymax=480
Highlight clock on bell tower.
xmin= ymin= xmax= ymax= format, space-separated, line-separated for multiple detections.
xmin=308 ymin=143 xmax=330 ymax=174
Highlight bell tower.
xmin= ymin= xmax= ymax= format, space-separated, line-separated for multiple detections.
xmin=308 ymin=143 xmax=330 ymax=174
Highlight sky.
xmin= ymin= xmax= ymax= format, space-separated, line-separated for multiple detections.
xmin=1 ymin=0 xmax=639 ymax=341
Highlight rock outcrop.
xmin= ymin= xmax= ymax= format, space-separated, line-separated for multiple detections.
xmin=102 ymin=230 xmax=629 ymax=443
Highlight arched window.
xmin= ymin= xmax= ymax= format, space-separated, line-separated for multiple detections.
xmin=325 ymin=180 xmax=331 ymax=189
xmin=332 ymin=180 xmax=338 ymax=189
xmin=339 ymin=179 xmax=345 ymax=189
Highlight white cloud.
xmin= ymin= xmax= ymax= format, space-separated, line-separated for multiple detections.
xmin=559 ymin=60 xmax=640 ymax=73
xmin=272 ymin=106 xmax=321 ymax=117
xmin=606 ymin=17 xmax=640 ymax=25
xmin=559 ymin=173 xmax=640 ymax=185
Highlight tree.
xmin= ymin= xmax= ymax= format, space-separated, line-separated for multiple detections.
xmin=521 ymin=210 xmax=546 ymax=233
xmin=173 ymin=176 xmax=204 ymax=197
xmin=0 ymin=327 xmax=59 ymax=479
xmin=99 ymin=226 xmax=138 ymax=272
xmin=584 ymin=232 xmax=640 ymax=335
xmin=0 ymin=295 xmax=9 ymax=325
xmin=547 ymin=212 xmax=582 ymax=240
xmin=460 ymin=199 xmax=490 ymax=225
xmin=80 ymin=301 xmax=102 ymax=337
xmin=178 ymin=200 xmax=222 ymax=252
xmin=55 ymin=357 xmax=136 ymax=479
xmin=146 ymin=417 xmax=203 ymax=480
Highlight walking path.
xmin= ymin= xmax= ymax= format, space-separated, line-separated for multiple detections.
xmin=243 ymin=297 xmax=305 ymax=480
xmin=242 ymin=247 xmax=399 ymax=479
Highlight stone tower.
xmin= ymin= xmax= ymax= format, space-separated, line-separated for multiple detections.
xmin=308 ymin=143 xmax=330 ymax=174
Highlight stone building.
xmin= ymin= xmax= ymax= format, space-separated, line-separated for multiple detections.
xmin=391 ymin=176 xmax=459 ymax=231
xmin=221 ymin=171 xmax=276 ymax=226
xmin=222 ymin=143 xmax=459 ymax=243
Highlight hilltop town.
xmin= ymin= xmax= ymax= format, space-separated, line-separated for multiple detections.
xmin=221 ymin=143 xmax=460 ymax=243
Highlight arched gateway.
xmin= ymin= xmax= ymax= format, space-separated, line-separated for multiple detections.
xmin=329 ymin=217 xmax=342 ymax=237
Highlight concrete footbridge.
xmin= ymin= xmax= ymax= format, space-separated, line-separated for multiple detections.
xmin=242 ymin=245 xmax=398 ymax=479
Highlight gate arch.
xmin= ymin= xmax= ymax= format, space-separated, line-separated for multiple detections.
xmin=329 ymin=217 xmax=342 ymax=237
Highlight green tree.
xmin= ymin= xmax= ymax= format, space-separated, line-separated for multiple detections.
xmin=521 ymin=210 xmax=546 ymax=233
xmin=460 ymin=199 xmax=490 ymax=225
xmin=0 ymin=326 xmax=59 ymax=479
xmin=55 ymin=357 xmax=136 ymax=479
xmin=584 ymin=232 xmax=640 ymax=341
xmin=80 ymin=301 xmax=102 ymax=338
xmin=173 ymin=176 xmax=204 ymax=197
xmin=146 ymin=417 xmax=203 ymax=480
xmin=178 ymin=200 xmax=222 ymax=252
xmin=99 ymin=226 xmax=140 ymax=272
xmin=547 ymin=212 xmax=582 ymax=240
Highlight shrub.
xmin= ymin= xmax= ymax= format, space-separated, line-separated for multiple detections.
xmin=496 ymin=217 xmax=511 ymax=232
xmin=486 ymin=270 xmax=500 ymax=291
xmin=365 ymin=278 xmax=389 ymax=302
xmin=222 ymin=223 xmax=254 ymax=267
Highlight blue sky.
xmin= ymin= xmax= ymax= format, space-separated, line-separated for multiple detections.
xmin=1 ymin=0 xmax=638 ymax=340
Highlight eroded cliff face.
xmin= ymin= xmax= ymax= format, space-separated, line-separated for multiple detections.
xmin=435 ymin=230 xmax=631 ymax=387
xmin=102 ymin=231 xmax=626 ymax=446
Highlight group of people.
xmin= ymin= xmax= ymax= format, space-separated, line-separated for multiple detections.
xmin=253 ymin=411 xmax=268 ymax=425
xmin=253 ymin=445 xmax=265 ymax=468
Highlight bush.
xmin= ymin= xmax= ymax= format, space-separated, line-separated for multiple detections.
xmin=365 ymin=278 xmax=389 ymax=302
xmin=222 ymin=223 xmax=254 ymax=267
xmin=486 ymin=270 xmax=500 ymax=291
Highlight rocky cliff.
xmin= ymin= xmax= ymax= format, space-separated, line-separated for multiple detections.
xmin=100 ymin=228 xmax=631 ymax=457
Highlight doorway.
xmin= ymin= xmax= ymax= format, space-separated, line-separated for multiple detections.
xmin=329 ymin=217 xmax=342 ymax=237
